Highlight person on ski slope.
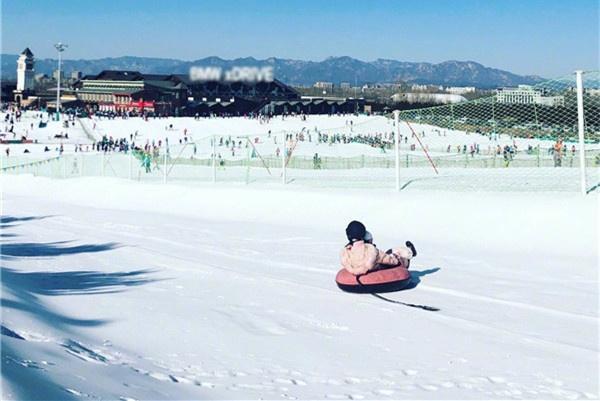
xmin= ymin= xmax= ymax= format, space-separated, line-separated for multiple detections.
xmin=340 ymin=220 xmax=416 ymax=276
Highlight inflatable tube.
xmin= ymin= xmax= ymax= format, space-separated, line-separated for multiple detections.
xmin=335 ymin=264 xmax=411 ymax=293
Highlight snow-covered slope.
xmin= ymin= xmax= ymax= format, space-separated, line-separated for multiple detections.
xmin=4 ymin=112 xmax=592 ymax=159
xmin=1 ymin=175 xmax=597 ymax=400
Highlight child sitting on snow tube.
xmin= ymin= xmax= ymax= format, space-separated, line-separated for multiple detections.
xmin=340 ymin=220 xmax=416 ymax=276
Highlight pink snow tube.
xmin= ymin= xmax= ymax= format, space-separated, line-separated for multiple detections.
xmin=335 ymin=262 xmax=411 ymax=293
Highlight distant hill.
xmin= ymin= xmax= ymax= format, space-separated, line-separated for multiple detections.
xmin=0 ymin=54 xmax=543 ymax=88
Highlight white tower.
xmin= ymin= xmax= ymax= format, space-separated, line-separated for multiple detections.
xmin=16 ymin=48 xmax=35 ymax=91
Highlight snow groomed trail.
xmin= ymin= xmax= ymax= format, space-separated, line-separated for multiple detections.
xmin=1 ymin=175 xmax=598 ymax=400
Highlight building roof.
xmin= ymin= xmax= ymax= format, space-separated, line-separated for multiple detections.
xmin=145 ymin=80 xmax=181 ymax=90
xmin=21 ymin=48 xmax=34 ymax=57
xmin=142 ymin=74 xmax=171 ymax=81
xmin=74 ymin=87 xmax=142 ymax=95
xmin=168 ymin=74 xmax=192 ymax=85
xmin=93 ymin=70 xmax=145 ymax=81
xmin=79 ymin=71 xmax=182 ymax=90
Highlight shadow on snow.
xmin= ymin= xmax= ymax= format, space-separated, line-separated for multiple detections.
xmin=364 ymin=267 xmax=441 ymax=311
xmin=0 ymin=215 xmax=158 ymax=400
xmin=0 ymin=216 xmax=53 ymax=225
xmin=1 ymin=241 xmax=121 ymax=259
xmin=406 ymin=267 xmax=441 ymax=290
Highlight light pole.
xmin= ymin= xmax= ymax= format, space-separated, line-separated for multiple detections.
xmin=54 ymin=42 xmax=68 ymax=120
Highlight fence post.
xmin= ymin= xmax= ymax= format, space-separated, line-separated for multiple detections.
xmin=212 ymin=135 xmax=216 ymax=183
xmin=163 ymin=147 xmax=168 ymax=184
xmin=491 ymin=97 xmax=497 ymax=135
xmin=245 ymin=139 xmax=250 ymax=185
xmin=282 ymin=131 xmax=286 ymax=185
xmin=575 ymin=70 xmax=587 ymax=195
xmin=128 ymin=149 xmax=132 ymax=180
xmin=394 ymin=110 xmax=400 ymax=191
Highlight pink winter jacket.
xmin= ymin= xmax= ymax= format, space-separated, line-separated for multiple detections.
xmin=340 ymin=240 xmax=403 ymax=276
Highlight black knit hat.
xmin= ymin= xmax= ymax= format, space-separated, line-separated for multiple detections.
xmin=346 ymin=220 xmax=366 ymax=242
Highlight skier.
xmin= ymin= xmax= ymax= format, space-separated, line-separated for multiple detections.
xmin=553 ymin=138 xmax=563 ymax=167
xmin=142 ymin=152 xmax=151 ymax=173
xmin=340 ymin=221 xmax=416 ymax=276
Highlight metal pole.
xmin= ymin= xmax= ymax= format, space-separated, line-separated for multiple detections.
xmin=212 ymin=135 xmax=216 ymax=183
xmin=128 ymin=148 xmax=132 ymax=180
xmin=394 ymin=110 xmax=400 ymax=191
xmin=163 ymin=145 xmax=168 ymax=184
xmin=245 ymin=137 xmax=250 ymax=185
xmin=282 ymin=131 xmax=286 ymax=184
xmin=54 ymin=43 xmax=67 ymax=120
xmin=491 ymin=98 xmax=497 ymax=136
xmin=575 ymin=70 xmax=587 ymax=195
xmin=57 ymin=51 xmax=61 ymax=120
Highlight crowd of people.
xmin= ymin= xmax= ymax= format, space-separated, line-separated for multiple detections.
xmin=0 ymin=106 xmax=591 ymax=172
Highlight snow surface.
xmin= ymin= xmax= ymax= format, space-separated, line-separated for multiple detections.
xmin=1 ymin=174 xmax=598 ymax=400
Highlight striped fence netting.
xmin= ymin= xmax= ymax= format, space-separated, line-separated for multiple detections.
xmin=1 ymin=71 xmax=598 ymax=193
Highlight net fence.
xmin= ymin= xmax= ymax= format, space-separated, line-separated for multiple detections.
xmin=2 ymin=71 xmax=598 ymax=192
xmin=390 ymin=70 xmax=600 ymax=192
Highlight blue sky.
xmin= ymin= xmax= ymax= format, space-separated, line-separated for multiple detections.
xmin=1 ymin=0 xmax=598 ymax=77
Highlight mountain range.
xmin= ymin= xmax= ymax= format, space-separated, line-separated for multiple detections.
xmin=0 ymin=54 xmax=543 ymax=88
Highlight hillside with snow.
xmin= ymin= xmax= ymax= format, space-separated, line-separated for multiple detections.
xmin=2 ymin=112 xmax=590 ymax=158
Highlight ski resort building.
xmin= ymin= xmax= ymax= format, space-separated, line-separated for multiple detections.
xmin=496 ymin=85 xmax=565 ymax=106
xmin=71 ymin=70 xmax=362 ymax=116
xmin=182 ymin=76 xmax=301 ymax=115
xmin=72 ymin=71 xmax=188 ymax=114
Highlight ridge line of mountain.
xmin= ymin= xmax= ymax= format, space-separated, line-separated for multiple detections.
xmin=0 ymin=54 xmax=544 ymax=88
